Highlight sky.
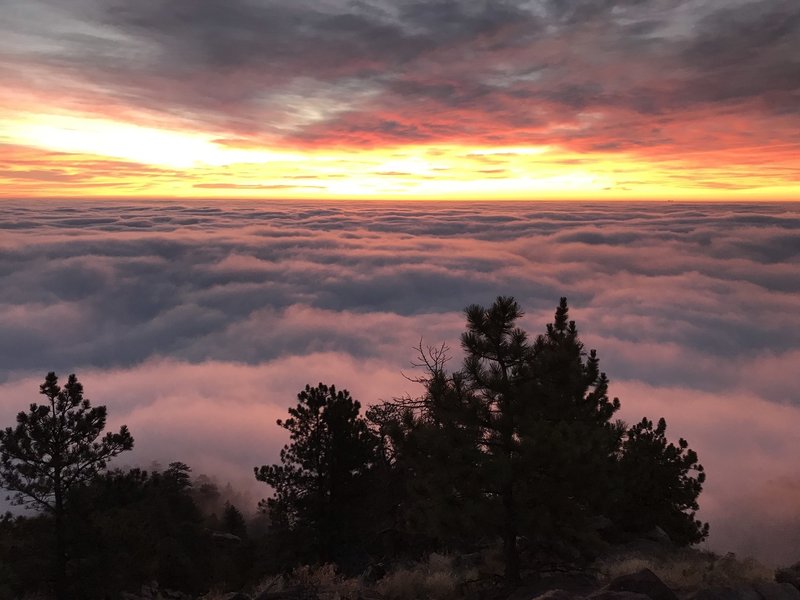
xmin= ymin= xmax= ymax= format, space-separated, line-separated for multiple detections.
xmin=1 ymin=0 xmax=800 ymax=199
xmin=0 ymin=200 xmax=799 ymax=564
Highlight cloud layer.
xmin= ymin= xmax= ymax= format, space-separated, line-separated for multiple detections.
xmin=0 ymin=200 xmax=799 ymax=563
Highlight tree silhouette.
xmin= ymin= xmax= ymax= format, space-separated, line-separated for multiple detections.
xmin=459 ymin=296 xmax=533 ymax=583
xmin=521 ymin=298 xmax=623 ymax=538
xmin=376 ymin=298 xmax=540 ymax=582
xmin=459 ymin=297 xmax=622 ymax=582
xmin=255 ymin=383 xmax=379 ymax=566
xmin=0 ymin=372 xmax=134 ymax=599
xmin=223 ymin=501 xmax=247 ymax=538
xmin=367 ymin=343 xmax=487 ymax=555
xmin=379 ymin=297 xmax=706 ymax=583
xmin=614 ymin=417 xmax=709 ymax=544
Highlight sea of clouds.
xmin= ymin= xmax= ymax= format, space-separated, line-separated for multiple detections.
xmin=0 ymin=200 xmax=798 ymax=564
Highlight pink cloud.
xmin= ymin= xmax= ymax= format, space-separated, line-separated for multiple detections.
xmin=614 ymin=380 xmax=800 ymax=565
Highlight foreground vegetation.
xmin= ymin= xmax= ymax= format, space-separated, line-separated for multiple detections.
xmin=0 ymin=298 xmax=713 ymax=599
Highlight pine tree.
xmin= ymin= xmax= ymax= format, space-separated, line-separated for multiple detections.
xmin=369 ymin=344 xmax=488 ymax=554
xmin=521 ymin=298 xmax=623 ymax=534
xmin=460 ymin=296 xmax=532 ymax=584
xmin=223 ymin=501 xmax=247 ymax=538
xmin=615 ymin=417 xmax=709 ymax=544
xmin=0 ymin=372 xmax=134 ymax=599
xmin=384 ymin=298 xmax=625 ymax=583
xmin=255 ymin=383 xmax=379 ymax=566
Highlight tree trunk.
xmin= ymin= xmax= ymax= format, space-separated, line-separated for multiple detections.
xmin=501 ymin=481 xmax=520 ymax=586
xmin=499 ymin=363 xmax=520 ymax=587
xmin=54 ymin=490 xmax=68 ymax=600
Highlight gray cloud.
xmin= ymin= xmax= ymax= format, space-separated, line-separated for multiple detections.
xmin=1 ymin=200 xmax=799 ymax=400
xmin=4 ymin=0 xmax=799 ymax=148
xmin=1 ymin=200 xmax=799 ymax=563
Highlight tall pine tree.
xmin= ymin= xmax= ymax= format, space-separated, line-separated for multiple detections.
xmin=255 ymin=383 xmax=379 ymax=567
xmin=0 ymin=372 xmax=133 ymax=600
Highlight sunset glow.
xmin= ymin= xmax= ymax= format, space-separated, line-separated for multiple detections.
xmin=2 ymin=0 xmax=798 ymax=200
xmin=2 ymin=1 xmax=800 ymax=587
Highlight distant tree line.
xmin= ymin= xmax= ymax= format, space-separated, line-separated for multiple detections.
xmin=0 ymin=297 xmax=708 ymax=599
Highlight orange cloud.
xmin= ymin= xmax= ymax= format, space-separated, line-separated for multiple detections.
xmin=1 ymin=0 xmax=799 ymax=199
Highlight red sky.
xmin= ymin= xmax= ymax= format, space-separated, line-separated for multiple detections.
xmin=1 ymin=0 xmax=799 ymax=199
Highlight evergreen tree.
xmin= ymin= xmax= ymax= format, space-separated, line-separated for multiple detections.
xmin=0 ymin=372 xmax=133 ymax=599
xmin=614 ymin=417 xmax=709 ymax=544
xmin=521 ymin=298 xmax=623 ymax=535
xmin=381 ymin=298 xmax=641 ymax=583
xmin=368 ymin=344 xmax=488 ymax=555
xmin=64 ymin=462 xmax=233 ymax=598
xmin=459 ymin=296 xmax=533 ymax=584
xmin=461 ymin=297 xmax=621 ymax=582
xmin=255 ymin=383 xmax=380 ymax=566
xmin=223 ymin=501 xmax=247 ymax=538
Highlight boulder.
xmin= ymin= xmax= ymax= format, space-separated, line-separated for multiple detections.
xmin=755 ymin=583 xmax=800 ymax=600
xmin=119 ymin=580 xmax=196 ymax=600
xmin=161 ymin=590 xmax=193 ymax=600
xmin=689 ymin=586 xmax=764 ymax=600
xmin=213 ymin=594 xmax=252 ymax=600
xmin=531 ymin=589 xmax=583 ymax=600
xmin=602 ymin=569 xmax=678 ymax=600
xmin=777 ymin=564 xmax=800 ymax=591
xmin=590 ymin=592 xmax=653 ymax=600
xmin=253 ymin=585 xmax=313 ymax=600
xmin=690 ymin=585 xmax=800 ymax=600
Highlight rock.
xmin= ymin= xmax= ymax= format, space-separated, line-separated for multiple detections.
xmin=602 ymin=569 xmax=678 ymax=600
xmin=216 ymin=593 xmax=252 ymax=600
xmin=777 ymin=564 xmax=800 ymax=591
xmin=161 ymin=590 xmax=193 ymax=600
xmin=755 ymin=583 xmax=800 ymax=600
xmin=689 ymin=587 xmax=763 ymax=600
xmin=120 ymin=581 xmax=194 ymax=600
xmin=532 ymin=589 xmax=584 ymax=600
xmin=356 ymin=593 xmax=387 ymax=600
xmin=199 ymin=594 xmax=249 ymax=600
xmin=590 ymin=592 xmax=653 ymax=600
xmin=690 ymin=585 xmax=800 ymax=600
xmin=253 ymin=585 xmax=311 ymax=600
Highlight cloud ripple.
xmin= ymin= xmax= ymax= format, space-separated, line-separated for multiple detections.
xmin=0 ymin=200 xmax=798 ymax=563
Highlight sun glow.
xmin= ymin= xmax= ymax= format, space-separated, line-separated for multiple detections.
xmin=3 ymin=114 xmax=304 ymax=168
xmin=2 ymin=109 xmax=799 ymax=200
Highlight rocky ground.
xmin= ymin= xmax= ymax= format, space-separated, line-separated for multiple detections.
xmin=120 ymin=550 xmax=800 ymax=600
